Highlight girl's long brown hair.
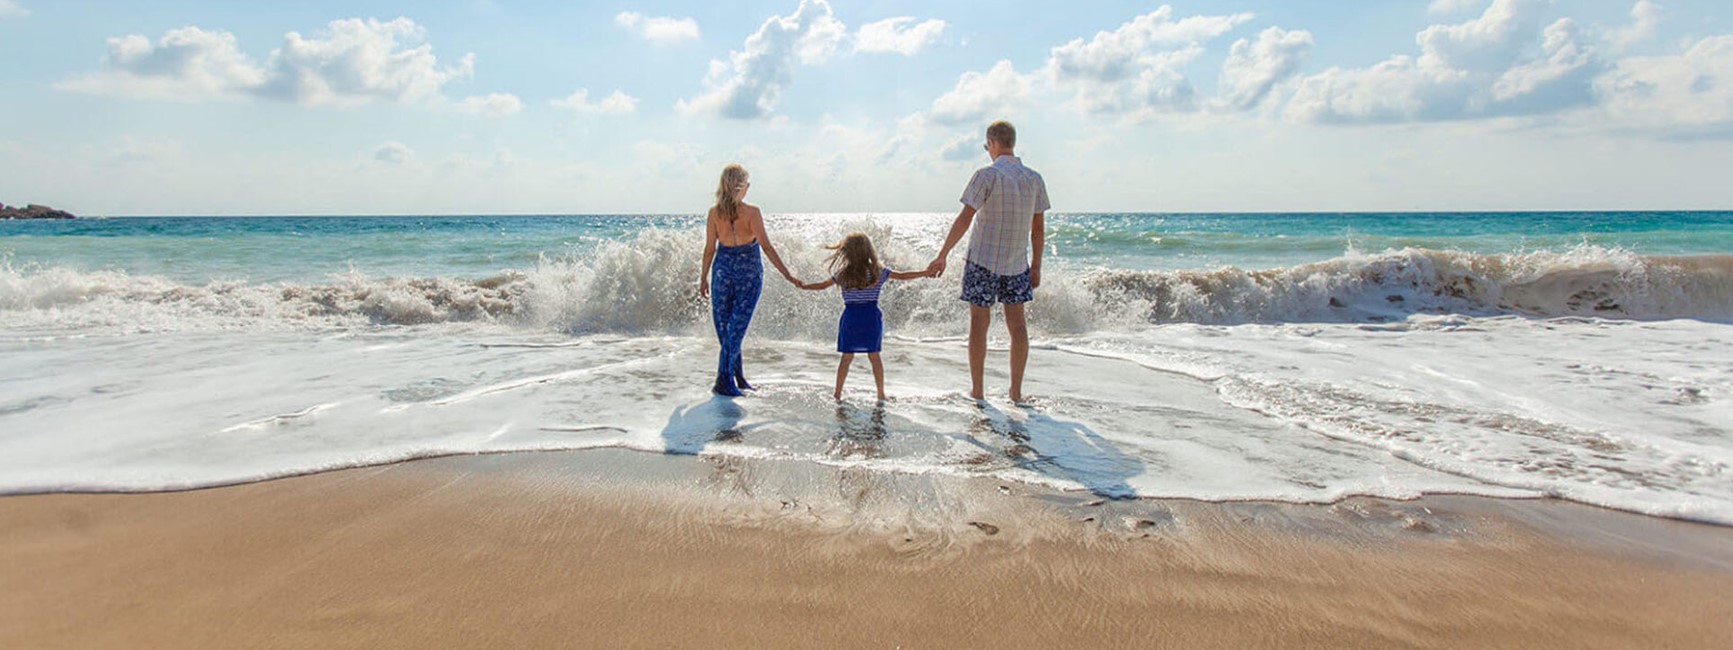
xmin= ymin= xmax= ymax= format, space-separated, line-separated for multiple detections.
xmin=714 ymin=164 xmax=749 ymax=223
xmin=825 ymin=232 xmax=883 ymax=290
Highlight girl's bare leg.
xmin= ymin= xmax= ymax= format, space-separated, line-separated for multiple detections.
xmin=835 ymin=353 xmax=854 ymax=400
xmin=867 ymin=353 xmax=885 ymax=402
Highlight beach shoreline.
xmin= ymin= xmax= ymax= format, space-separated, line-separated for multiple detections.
xmin=4 ymin=448 xmax=1730 ymax=649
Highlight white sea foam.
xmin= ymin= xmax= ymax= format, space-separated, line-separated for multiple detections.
xmin=2 ymin=230 xmax=1730 ymax=525
xmin=0 ymin=315 xmax=1727 ymax=524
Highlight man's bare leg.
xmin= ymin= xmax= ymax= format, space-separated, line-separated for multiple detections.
xmin=1004 ymin=302 xmax=1029 ymax=403
xmin=968 ymin=305 xmax=991 ymax=400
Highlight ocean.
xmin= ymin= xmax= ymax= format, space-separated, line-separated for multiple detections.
xmin=2 ymin=212 xmax=1729 ymax=524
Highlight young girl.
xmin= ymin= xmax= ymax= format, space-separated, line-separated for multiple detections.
xmin=797 ymin=233 xmax=932 ymax=401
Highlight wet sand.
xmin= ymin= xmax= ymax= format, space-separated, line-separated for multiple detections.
xmin=3 ymin=449 xmax=1732 ymax=649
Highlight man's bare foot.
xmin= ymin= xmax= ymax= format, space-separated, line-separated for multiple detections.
xmin=833 ymin=389 xmax=843 ymax=401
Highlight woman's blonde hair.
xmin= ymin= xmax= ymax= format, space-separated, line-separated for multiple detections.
xmin=714 ymin=164 xmax=750 ymax=223
xmin=825 ymin=232 xmax=883 ymax=291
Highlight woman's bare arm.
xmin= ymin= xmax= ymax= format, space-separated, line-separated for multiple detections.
xmin=699 ymin=211 xmax=718 ymax=298
xmin=746 ymin=206 xmax=799 ymax=284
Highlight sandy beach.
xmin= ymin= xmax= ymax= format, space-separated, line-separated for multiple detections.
xmin=4 ymin=449 xmax=1731 ymax=649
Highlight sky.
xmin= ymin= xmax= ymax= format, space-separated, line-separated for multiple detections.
xmin=1 ymin=0 xmax=1731 ymax=215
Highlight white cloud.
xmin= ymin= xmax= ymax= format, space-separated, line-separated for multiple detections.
xmin=373 ymin=141 xmax=414 ymax=165
xmin=1285 ymin=0 xmax=1601 ymax=123
xmin=677 ymin=0 xmax=846 ymax=119
xmin=1490 ymin=19 xmax=1600 ymax=112
xmin=1595 ymin=34 xmax=1733 ymax=132
xmin=1045 ymin=5 xmax=1253 ymax=114
xmin=1606 ymin=1 xmax=1663 ymax=52
xmin=257 ymin=18 xmax=473 ymax=107
xmin=54 ymin=27 xmax=267 ymax=100
xmin=794 ymin=4 xmax=848 ymax=65
xmin=456 ymin=93 xmax=523 ymax=117
xmin=551 ymin=89 xmax=638 ymax=114
xmin=1285 ymin=57 xmax=1460 ymax=124
xmin=929 ymin=60 xmax=1030 ymax=124
xmin=854 ymin=17 xmax=946 ymax=56
xmin=0 ymin=0 xmax=29 ymax=19
xmin=1217 ymin=27 xmax=1313 ymax=111
xmin=614 ymin=12 xmax=700 ymax=45
xmin=1428 ymin=0 xmax=1488 ymax=16
xmin=1415 ymin=0 xmax=1550 ymax=72
xmin=56 ymin=18 xmax=474 ymax=107
xmin=938 ymin=132 xmax=983 ymax=162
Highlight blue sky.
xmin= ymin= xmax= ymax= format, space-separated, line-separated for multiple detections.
xmin=2 ymin=0 xmax=1730 ymax=214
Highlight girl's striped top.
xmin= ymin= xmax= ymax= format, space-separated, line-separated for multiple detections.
xmin=838 ymin=268 xmax=892 ymax=304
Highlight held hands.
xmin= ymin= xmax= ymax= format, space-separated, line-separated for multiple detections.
xmin=925 ymin=256 xmax=948 ymax=278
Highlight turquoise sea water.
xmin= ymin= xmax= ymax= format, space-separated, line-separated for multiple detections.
xmin=4 ymin=212 xmax=1729 ymax=284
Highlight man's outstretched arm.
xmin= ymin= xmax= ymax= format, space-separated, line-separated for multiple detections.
xmin=927 ymin=205 xmax=977 ymax=277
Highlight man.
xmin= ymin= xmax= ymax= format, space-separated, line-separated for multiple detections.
xmin=926 ymin=120 xmax=1050 ymax=403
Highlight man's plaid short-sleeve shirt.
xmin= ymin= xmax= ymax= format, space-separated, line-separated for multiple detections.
xmin=959 ymin=155 xmax=1050 ymax=276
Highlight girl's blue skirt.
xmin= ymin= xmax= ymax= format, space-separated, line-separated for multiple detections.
xmin=837 ymin=303 xmax=883 ymax=353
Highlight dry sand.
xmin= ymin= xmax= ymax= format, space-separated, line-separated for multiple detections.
xmin=3 ymin=449 xmax=1731 ymax=649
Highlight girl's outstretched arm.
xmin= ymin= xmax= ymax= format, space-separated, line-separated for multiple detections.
xmin=887 ymin=269 xmax=930 ymax=281
xmin=699 ymin=211 xmax=718 ymax=298
xmin=798 ymin=278 xmax=835 ymax=291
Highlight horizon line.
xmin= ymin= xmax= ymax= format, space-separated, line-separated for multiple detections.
xmin=47 ymin=208 xmax=1733 ymax=219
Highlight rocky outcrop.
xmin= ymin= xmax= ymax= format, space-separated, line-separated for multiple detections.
xmin=0 ymin=203 xmax=76 ymax=219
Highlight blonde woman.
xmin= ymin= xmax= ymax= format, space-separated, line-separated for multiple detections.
xmin=699 ymin=164 xmax=799 ymax=396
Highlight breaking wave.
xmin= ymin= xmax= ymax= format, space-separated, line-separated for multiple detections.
xmin=3 ymin=228 xmax=1729 ymax=335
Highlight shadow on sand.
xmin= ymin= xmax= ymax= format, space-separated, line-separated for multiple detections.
xmin=659 ymin=395 xmax=752 ymax=455
xmin=968 ymin=402 xmax=1144 ymax=500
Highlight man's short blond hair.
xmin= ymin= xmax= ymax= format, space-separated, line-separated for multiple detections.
xmin=987 ymin=120 xmax=1016 ymax=149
